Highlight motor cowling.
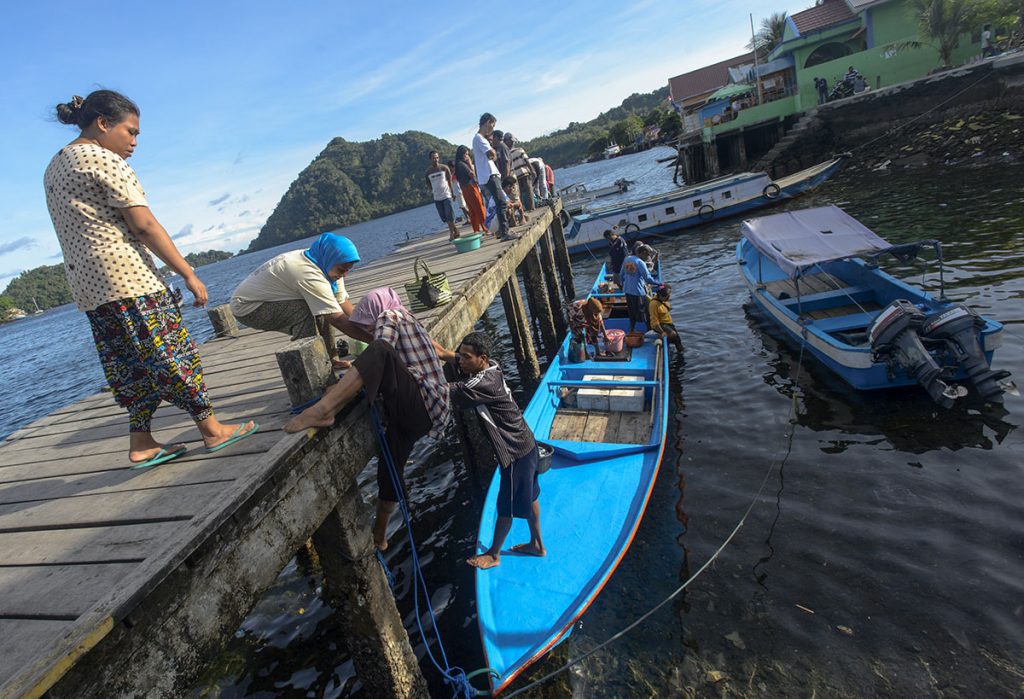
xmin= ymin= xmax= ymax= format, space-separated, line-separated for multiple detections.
xmin=921 ymin=304 xmax=1014 ymax=402
xmin=869 ymin=300 xmax=965 ymax=407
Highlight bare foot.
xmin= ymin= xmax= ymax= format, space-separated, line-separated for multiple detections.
xmin=331 ymin=359 xmax=351 ymax=370
xmin=203 ymin=421 xmax=257 ymax=450
xmin=509 ymin=543 xmax=546 ymax=557
xmin=373 ymin=517 xmax=389 ymax=551
xmin=283 ymin=407 xmax=334 ymax=433
xmin=467 ymin=553 xmax=500 ymax=569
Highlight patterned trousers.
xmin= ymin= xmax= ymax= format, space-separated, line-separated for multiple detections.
xmin=87 ymin=290 xmax=214 ymax=432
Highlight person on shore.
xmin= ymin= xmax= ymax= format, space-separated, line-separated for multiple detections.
xmin=528 ymin=157 xmax=549 ymax=199
xmin=283 ymin=288 xmax=451 ymax=551
xmin=441 ymin=332 xmax=544 ymax=568
xmin=620 ymin=246 xmax=659 ymax=333
xmin=455 ymin=145 xmax=487 ymax=234
xmin=501 ymin=175 xmax=528 ymax=227
xmin=604 ymin=229 xmax=629 ymax=288
xmin=815 ymin=77 xmax=828 ymax=105
xmin=982 ymin=25 xmax=994 ymax=58
xmin=649 ymin=283 xmax=683 ymax=352
xmin=504 ymin=133 xmax=535 ymax=211
xmin=230 ymin=233 xmax=364 ymax=367
xmin=425 ymin=150 xmax=459 ymax=240
xmin=491 ymin=129 xmax=512 ymax=178
xmin=473 ymin=113 xmax=511 ymax=239
xmin=44 ymin=90 xmax=257 ymax=469
xmin=447 ymin=159 xmax=470 ymax=223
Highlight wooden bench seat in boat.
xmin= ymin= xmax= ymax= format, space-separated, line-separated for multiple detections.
xmin=779 ymin=286 xmax=873 ymax=312
xmin=549 ymin=408 xmax=651 ymax=445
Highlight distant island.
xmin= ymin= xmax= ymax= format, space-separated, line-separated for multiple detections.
xmin=0 ymin=249 xmax=234 ymax=321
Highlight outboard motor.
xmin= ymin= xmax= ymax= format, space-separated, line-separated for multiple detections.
xmin=921 ymin=304 xmax=1016 ymax=402
xmin=869 ymin=300 xmax=966 ymax=407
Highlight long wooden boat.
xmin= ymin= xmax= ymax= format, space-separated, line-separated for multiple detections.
xmin=737 ymin=205 xmax=1016 ymax=406
xmin=474 ymin=265 xmax=671 ymax=694
xmin=562 ymin=156 xmax=844 ymax=254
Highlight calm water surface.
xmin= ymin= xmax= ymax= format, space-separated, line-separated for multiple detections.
xmin=3 ymin=147 xmax=1022 ymax=697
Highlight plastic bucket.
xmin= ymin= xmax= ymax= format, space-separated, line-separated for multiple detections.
xmin=537 ymin=443 xmax=554 ymax=474
xmin=452 ymin=234 xmax=482 ymax=253
xmin=626 ymin=331 xmax=645 ymax=348
xmin=605 ymin=329 xmax=625 ymax=353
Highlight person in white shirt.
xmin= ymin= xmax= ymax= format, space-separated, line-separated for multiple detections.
xmin=425 ymin=150 xmax=459 ymax=240
xmin=472 ymin=112 xmax=511 ymax=239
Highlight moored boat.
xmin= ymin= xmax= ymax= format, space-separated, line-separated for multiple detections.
xmin=737 ymin=205 xmax=1016 ymax=406
xmin=474 ymin=265 xmax=670 ymax=694
xmin=562 ymin=156 xmax=844 ymax=254
xmin=558 ymin=178 xmax=633 ymax=214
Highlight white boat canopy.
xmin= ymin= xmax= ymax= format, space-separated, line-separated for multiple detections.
xmin=741 ymin=205 xmax=893 ymax=279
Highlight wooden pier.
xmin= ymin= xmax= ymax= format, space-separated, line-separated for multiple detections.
xmin=0 ymin=202 xmax=573 ymax=698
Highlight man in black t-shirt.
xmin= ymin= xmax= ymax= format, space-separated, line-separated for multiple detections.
xmin=604 ymin=229 xmax=629 ymax=288
xmin=439 ymin=331 xmax=545 ymax=569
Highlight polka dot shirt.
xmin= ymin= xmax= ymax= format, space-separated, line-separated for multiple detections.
xmin=44 ymin=143 xmax=165 ymax=311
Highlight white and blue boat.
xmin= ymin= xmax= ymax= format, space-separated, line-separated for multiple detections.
xmin=737 ymin=205 xmax=1016 ymax=406
xmin=474 ymin=266 xmax=670 ymax=694
xmin=562 ymin=156 xmax=845 ymax=254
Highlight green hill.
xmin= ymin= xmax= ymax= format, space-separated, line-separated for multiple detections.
xmin=0 ymin=264 xmax=71 ymax=313
xmin=246 ymin=131 xmax=457 ymax=252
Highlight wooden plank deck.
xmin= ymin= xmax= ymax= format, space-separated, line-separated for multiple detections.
xmin=0 ymin=204 xmax=563 ymax=699
xmin=550 ymin=407 xmax=650 ymax=444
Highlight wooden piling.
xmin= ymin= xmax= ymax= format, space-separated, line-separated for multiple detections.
xmin=500 ymin=277 xmax=541 ymax=387
xmin=537 ymin=232 xmax=567 ymax=337
xmin=311 ymin=487 xmax=428 ymax=698
xmin=548 ymin=207 xmax=576 ymax=301
xmin=207 ymin=304 xmax=238 ymax=338
xmin=275 ymin=337 xmax=335 ymax=407
xmin=518 ymin=247 xmax=559 ymax=359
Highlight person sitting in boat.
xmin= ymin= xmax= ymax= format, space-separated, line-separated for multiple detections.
xmin=230 ymin=233 xmax=363 ymax=368
xmin=649 ymin=284 xmax=683 ymax=352
xmin=283 ymin=288 xmax=451 ymax=551
xmin=442 ymin=331 xmax=544 ymax=569
xmin=604 ymin=229 xmax=629 ymax=289
xmin=620 ymin=246 xmax=659 ymax=333
xmin=633 ymin=241 xmax=659 ymax=273
xmin=569 ymin=297 xmax=609 ymax=358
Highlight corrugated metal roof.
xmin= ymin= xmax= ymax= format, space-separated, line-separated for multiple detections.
xmin=791 ymin=0 xmax=856 ymax=35
xmin=668 ymin=52 xmax=756 ymax=102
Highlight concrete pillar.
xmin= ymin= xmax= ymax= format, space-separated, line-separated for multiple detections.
xmin=275 ymin=336 xmax=336 ymax=407
xmin=537 ymin=232 xmax=567 ymax=337
xmin=500 ymin=277 xmax=541 ymax=387
xmin=548 ymin=213 xmax=577 ymax=301
xmin=518 ymin=247 xmax=559 ymax=359
xmin=207 ymin=304 xmax=238 ymax=337
xmin=311 ymin=486 xmax=429 ymax=699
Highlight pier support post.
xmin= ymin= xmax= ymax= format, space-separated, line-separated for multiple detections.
xmin=537 ymin=233 xmax=567 ymax=337
xmin=311 ymin=486 xmax=429 ymax=699
xmin=275 ymin=337 xmax=336 ymax=407
xmin=207 ymin=304 xmax=238 ymax=337
xmin=548 ymin=212 xmax=576 ymax=301
xmin=703 ymin=141 xmax=721 ymax=178
xmin=518 ymin=247 xmax=559 ymax=359
xmin=500 ymin=277 xmax=541 ymax=387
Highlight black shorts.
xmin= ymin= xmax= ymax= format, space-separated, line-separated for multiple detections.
xmin=497 ymin=444 xmax=541 ymax=518
xmin=626 ymin=293 xmax=648 ymax=327
xmin=435 ymin=198 xmax=455 ymax=223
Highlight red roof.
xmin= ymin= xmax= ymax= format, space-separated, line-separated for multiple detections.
xmin=668 ymin=52 xmax=755 ymax=102
xmin=791 ymin=0 xmax=856 ymax=35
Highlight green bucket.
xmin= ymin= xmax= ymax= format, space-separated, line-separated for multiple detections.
xmin=452 ymin=234 xmax=482 ymax=253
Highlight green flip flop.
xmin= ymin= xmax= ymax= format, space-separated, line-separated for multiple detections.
xmin=206 ymin=422 xmax=260 ymax=453
xmin=129 ymin=444 xmax=188 ymax=470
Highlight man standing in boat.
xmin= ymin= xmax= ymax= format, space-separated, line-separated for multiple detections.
xmin=439 ymin=331 xmax=545 ymax=568
xmin=604 ymin=229 xmax=629 ymax=289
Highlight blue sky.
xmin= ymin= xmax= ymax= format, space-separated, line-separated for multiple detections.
xmin=0 ymin=0 xmax=810 ymax=288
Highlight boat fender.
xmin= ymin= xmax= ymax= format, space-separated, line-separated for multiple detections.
xmin=698 ymin=204 xmax=715 ymax=220
xmin=623 ymin=222 xmax=640 ymax=237
xmin=763 ymin=183 xmax=781 ymax=199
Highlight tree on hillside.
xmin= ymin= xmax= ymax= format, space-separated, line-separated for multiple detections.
xmin=659 ymin=111 xmax=682 ymax=140
xmin=610 ymin=116 xmax=645 ymax=146
xmin=906 ymin=0 xmax=974 ymax=67
xmin=747 ymin=12 xmax=788 ymax=59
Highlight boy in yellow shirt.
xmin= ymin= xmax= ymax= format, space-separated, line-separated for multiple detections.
xmin=648 ymin=284 xmax=683 ymax=351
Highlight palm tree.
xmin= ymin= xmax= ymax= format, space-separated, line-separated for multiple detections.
xmin=909 ymin=0 xmax=975 ymax=67
xmin=747 ymin=12 xmax=789 ymax=60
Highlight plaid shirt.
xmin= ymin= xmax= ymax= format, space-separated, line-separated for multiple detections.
xmin=375 ymin=308 xmax=451 ymax=438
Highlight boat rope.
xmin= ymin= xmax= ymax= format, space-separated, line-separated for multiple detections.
xmin=504 ymin=342 xmax=807 ymax=697
xmin=368 ymin=401 xmax=497 ymax=698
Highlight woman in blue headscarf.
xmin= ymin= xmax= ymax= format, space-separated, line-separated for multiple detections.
xmin=230 ymin=233 xmax=367 ymax=362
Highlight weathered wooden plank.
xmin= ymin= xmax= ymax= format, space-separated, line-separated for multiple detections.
xmin=0 ymin=620 xmax=76 ymax=688
xmin=550 ymin=409 xmax=589 ymax=442
xmin=616 ymin=412 xmax=651 ymax=445
xmin=0 ymin=522 xmax=184 ymax=566
xmin=581 ymin=411 xmax=611 ymax=443
xmin=0 ymin=563 xmax=138 ymax=617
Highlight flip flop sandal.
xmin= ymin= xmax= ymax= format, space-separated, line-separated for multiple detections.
xmin=206 ymin=422 xmax=260 ymax=453
xmin=129 ymin=444 xmax=187 ymax=470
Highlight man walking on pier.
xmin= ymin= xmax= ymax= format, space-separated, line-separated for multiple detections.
xmin=473 ymin=112 xmax=512 ymax=239
xmin=425 ymin=150 xmax=459 ymax=240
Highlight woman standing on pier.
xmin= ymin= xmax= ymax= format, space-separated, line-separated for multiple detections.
xmin=455 ymin=145 xmax=487 ymax=234
xmin=44 ymin=90 xmax=258 ymax=469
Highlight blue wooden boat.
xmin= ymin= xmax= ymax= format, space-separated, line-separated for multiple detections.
xmin=474 ymin=266 xmax=670 ymax=694
xmin=737 ymin=205 xmax=1016 ymax=406
xmin=562 ymin=156 xmax=845 ymax=255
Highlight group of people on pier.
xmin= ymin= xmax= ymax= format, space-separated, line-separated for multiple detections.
xmin=427 ymin=113 xmax=555 ymax=241
xmin=43 ymin=91 xmax=544 ymax=566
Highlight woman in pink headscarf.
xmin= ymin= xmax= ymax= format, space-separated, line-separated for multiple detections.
xmin=285 ymin=287 xmax=453 ymax=550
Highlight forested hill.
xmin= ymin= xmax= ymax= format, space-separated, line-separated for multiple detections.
xmin=246 ymin=131 xmax=457 ymax=252
xmin=524 ymin=86 xmax=676 ymax=168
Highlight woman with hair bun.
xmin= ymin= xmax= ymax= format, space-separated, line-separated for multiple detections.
xmin=44 ymin=89 xmax=258 ymax=469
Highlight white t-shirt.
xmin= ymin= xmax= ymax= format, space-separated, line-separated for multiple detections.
xmin=230 ymin=249 xmax=348 ymax=317
xmin=472 ymin=132 xmax=499 ymax=186
xmin=427 ymin=168 xmax=452 ymax=201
